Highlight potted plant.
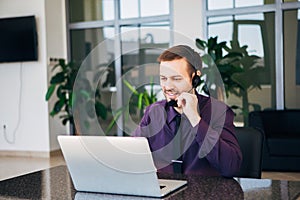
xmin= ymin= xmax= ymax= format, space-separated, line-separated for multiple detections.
xmin=195 ymin=37 xmax=264 ymax=126
xmin=45 ymin=59 xmax=107 ymax=134
xmin=105 ymin=79 xmax=159 ymax=134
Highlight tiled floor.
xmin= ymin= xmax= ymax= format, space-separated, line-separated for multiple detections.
xmin=0 ymin=153 xmax=65 ymax=181
xmin=1 ymin=153 xmax=300 ymax=181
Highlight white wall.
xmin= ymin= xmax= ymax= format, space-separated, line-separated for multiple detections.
xmin=173 ymin=0 xmax=205 ymax=49
xmin=0 ymin=0 xmax=66 ymax=155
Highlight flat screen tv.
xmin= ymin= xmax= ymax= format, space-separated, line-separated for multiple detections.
xmin=0 ymin=15 xmax=38 ymax=63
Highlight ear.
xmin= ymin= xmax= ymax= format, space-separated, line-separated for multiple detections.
xmin=196 ymin=70 xmax=201 ymax=77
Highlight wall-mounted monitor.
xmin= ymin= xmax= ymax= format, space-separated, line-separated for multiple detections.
xmin=0 ymin=15 xmax=38 ymax=63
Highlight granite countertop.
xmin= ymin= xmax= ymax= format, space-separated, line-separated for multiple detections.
xmin=0 ymin=165 xmax=299 ymax=200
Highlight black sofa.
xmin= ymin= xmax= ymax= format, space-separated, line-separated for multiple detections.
xmin=249 ymin=109 xmax=300 ymax=171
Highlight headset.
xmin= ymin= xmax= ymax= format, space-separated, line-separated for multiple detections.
xmin=192 ymin=69 xmax=201 ymax=89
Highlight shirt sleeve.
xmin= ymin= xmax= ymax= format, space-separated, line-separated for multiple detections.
xmin=132 ymin=103 xmax=166 ymax=138
xmin=193 ymin=105 xmax=243 ymax=177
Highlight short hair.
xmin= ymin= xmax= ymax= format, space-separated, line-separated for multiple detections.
xmin=157 ymin=45 xmax=203 ymax=76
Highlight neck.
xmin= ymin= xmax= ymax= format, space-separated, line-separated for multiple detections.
xmin=188 ymin=87 xmax=194 ymax=93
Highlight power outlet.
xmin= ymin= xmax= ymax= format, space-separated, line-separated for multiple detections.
xmin=48 ymin=57 xmax=60 ymax=66
xmin=3 ymin=124 xmax=6 ymax=135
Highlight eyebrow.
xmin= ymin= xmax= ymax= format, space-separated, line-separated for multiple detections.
xmin=160 ymin=75 xmax=183 ymax=78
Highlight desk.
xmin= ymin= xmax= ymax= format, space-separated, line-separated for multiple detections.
xmin=0 ymin=165 xmax=299 ymax=200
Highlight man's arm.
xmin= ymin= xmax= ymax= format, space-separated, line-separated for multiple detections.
xmin=193 ymin=107 xmax=243 ymax=177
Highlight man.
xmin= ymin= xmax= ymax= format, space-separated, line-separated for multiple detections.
xmin=134 ymin=45 xmax=242 ymax=177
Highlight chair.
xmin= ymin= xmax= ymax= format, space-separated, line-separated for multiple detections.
xmin=249 ymin=110 xmax=300 ymax=171
xmin=233 ymin=127 xmax=264 ymax=179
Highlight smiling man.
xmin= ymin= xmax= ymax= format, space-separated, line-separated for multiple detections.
xmin=134 ymin=45 xmax=242 ymax=177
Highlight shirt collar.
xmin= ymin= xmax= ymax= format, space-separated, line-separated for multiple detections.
xmin=166 ymin=105 xmax=180 ymax=124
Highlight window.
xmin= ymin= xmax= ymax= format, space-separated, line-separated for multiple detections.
xmin=67 ymin=0 xmax=171 ymax=135
xmin=204 ymin=0 xmax=300 ymax=125
xmin=207 ymin=0 xmax=274 ymax=10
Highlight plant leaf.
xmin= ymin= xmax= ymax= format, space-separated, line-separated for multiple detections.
xmin=124 ymin=80 xmax=138 ymax=95
xmin=50 ymin=72 xmax=65 ymax=84
xmin=45 ymin=84 xmax=56 ymax=101
xmin=195 ymin=38 xmax=206 ymax=50
xmin=138 ymin=93 xmax=143 ymax=109
xmin=95 ymin=101 xmax=107 ymax=120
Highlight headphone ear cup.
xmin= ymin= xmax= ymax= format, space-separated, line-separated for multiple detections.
xmin=192 ymin=75 xmax=201 ymax=88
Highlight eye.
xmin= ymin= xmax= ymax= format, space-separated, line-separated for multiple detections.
xmin=160 ymin=76 xmax=167 ymax=81
xmin=173 ymin=77 xmax=182 ymax=81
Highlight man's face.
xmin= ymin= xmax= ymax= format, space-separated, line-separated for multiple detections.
xmin=160 ymin=58 xmax=193 ymax=101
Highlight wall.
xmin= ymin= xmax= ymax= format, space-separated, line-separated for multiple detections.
xmin=173 ymin=0 xmax=204 ymax=48
xmin=0 ymin=0 xmax=66 ymax=156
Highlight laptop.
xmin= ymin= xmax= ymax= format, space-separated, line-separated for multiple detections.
xmin=58 ymin=136 xmax=187 ymax=198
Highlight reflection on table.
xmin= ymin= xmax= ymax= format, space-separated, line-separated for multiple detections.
xmin=0 ymin=165 xmax=299 ymax=200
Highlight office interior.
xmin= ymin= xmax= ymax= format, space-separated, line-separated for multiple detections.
xmin=0 ymin=0 xmax=300 ymax=183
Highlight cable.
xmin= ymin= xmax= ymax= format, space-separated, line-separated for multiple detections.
xmin=4 ymin=62 xmax=23 ymax=144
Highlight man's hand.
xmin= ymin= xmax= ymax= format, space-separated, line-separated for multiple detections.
xmin=176 ymin=92 xmax=201 ymax=127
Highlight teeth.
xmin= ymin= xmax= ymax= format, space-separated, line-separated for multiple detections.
xmin=165 ymin=92 xmax=177 ymax=97
xmin=166 ymin=92 xmax=175 ymax=95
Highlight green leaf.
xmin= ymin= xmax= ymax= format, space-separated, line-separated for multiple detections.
xmin=50 ymin=110 xmax=57 ymax=117
xmin=138 ymin=93 xmax=143 ymax=109
xmin=143 ymin=91 xmax=150 ymax=106
xmin=195 ymin=38 xmax=206 ymax=50
xmin=70 ymin=93 xmax=75 ymax=107
xmin=105 ymin=108 xmax=123 ymax=134
xmin=95 ymin=101 xmax=107 ymax=120
xmin=56 ymin=85 xmax=64 ymax=99
xmin=50 ymin=72 xmax=65 ymax=84
xmin=45 ymin=85 xmax=56 ymax=101
xmin=58 ymin=59 xmax=66 ymax=70
xmin=123 ymin=80 xmax=138 ymax=95
xmin=84 ymin=120 xmax=90 ymax=129
xmin=80 ymin=90 xmax=91 ymax=100
xmin=54 ymin=99 xmax=65 ymax=113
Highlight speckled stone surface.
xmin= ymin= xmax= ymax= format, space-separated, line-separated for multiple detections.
xmin=0 ymin=165 xmax=299 ymax=200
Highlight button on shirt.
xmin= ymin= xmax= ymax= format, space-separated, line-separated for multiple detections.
xmin=134 ymin=92 xmax=242 ymax=177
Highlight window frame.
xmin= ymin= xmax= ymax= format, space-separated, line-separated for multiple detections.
xmin=203 ymin=0 xmax=300 ymax=110
xmin=65 ymin=0 xmax=173 ymax=136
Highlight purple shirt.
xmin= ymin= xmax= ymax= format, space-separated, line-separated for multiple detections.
xmin=134 ymin=92 xmax=242 ymax=177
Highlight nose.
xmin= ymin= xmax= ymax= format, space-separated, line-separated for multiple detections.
xmin=161 ymin=79 xmax=174 ymax=91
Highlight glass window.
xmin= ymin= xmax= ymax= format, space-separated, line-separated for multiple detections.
xmin=70 ymin=27 xmax=114 ymax=65
xmin=120 ymin=24 xmax=170 ymax=80
xmin=208 ymin=16 xmax=234 ymax=42
xmin=120 ymin=0 xmax=139 ymax=19
xmin=67 ymin=0 xmax=171 ymax=135
xmin=207 ymin=12 xmax=276 ymax=124
xmin=283 ymin=9 xmax=300 ymax=108
xmin=140 ymin=0 xmax=169 ymax=17
xmin=120 ymin=0 xmax=169 ymax=19
xmin=119 ymin=25 xmax=170 ymax=132
xmin=69 ymin=0 xmax=115 ymax=23
xmin=207 ymin=0 xmax=274 ymax=10
xmin=205 ymin=0 xmax=300 ymax=125
xmin=235 ymin=0 xmax=270 ymax=7
xmin=207 ymin=0 xmax=233 ymax=10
